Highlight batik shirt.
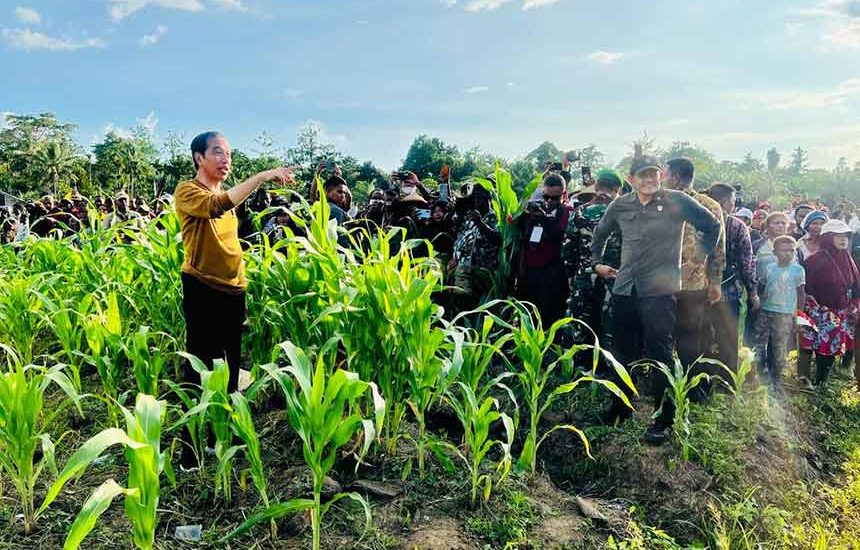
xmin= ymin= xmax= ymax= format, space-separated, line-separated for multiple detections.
xmin=680 ymin=190 xmax=726 ymax=291
xmin=452 ymin=211 xmax=500 ymax=273
xmin=723 ymin=214 xmax=757 ymax=299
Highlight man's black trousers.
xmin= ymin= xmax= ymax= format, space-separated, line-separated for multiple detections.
xmin=181 ymin=273 xmax=246 ymax=393
xmin=611 ymin=290 xmax=677 ymax=426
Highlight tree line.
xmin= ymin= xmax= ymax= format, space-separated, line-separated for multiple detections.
xmin=1 ymin=113 xmax=858 ymax=206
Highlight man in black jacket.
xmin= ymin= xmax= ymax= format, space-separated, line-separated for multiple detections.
xmin=591 ymin=155 xmax=720 ymax=444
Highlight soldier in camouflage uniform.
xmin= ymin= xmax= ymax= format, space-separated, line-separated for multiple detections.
xmin=563 ymin=169 xmax=624 ymax=348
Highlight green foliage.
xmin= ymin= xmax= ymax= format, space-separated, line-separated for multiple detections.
xmin=440 ymin=382 xmax=515 ymax=508
xmin=475 ymin=165 xmax=541 ymax=296
xmin=81 ymin=291 xmax=126 ymax=424
xmin=39 ymin=393 xmax=172 ymax=550
xmin=490 ymin=300 xmax=635 ymax=477
xmin=0 ymin=345 xmax=80 ymax=534
xmin=237 ymin=341 xmax=383 ymax=550
xmin=464 ymin=485 xmax=536 ymax=547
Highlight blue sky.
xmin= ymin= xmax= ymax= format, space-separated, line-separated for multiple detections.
xmin=1 ymin=0 xmax=859 ymax=170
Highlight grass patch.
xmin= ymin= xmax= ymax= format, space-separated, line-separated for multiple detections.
xmin=464 ymin=484 xmax=537 ymax=548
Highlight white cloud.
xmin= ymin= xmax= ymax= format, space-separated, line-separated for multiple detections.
xmin=464 ymin=0 xmax=514 ymax=12
xmin=506 ymin=81 xmax=516 ymax=87
xmin=211 ymin=0 xmax=246 ymax=11
xmin=792 ymin=0 xmax=860 ymax=49
xmin=285 ymin=88 xmax=306 ymax=98
xmin=732 ymin=78 xmax=860 ymax=110
xmin=14 ymin=7 xmax=41 ymax=24
xmin=784 ymin=22 xmax=805 ymax=37
xmin=825 ymin=18 xmax=860 ymax=47
xmin=103 ymin=123 xmax=134 ymax=139
xmin=441 ymin=0 xmax=458 ymax=7
xmin=107 ymin=0 xmax=204 ymax=21
xmin=461 ymin=0 xmax=559 ymax=11
xmin=2 ymin=28 xmax=106 ymax=51
xmin=522 ymin=0 xmax=560 ymax=10
xmin=1 ymin=112 xmax=14 ymax=130
xmin=140 ymin=24 xmax=168 ymax=46
xmin=107 ymin=0 xmax=247 ymax=20
xmin=587 ymin=50 xmax=624 ymax=65
xmin=137 ymin=111 xmax=159 ymax=135
xmin=464 ymin=85 xmax=490 ymax=93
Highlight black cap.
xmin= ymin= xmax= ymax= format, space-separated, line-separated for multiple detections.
xmin=629 ymin=155 xmax=662 ymax=176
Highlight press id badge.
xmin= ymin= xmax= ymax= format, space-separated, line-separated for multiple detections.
xmin=529 ymin=226 xmax=544 ymax=243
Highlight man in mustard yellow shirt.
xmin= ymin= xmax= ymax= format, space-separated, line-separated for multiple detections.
xmin=175 ymin=131 xmax=294 ymax=395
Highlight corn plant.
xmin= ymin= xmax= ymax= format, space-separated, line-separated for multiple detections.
xmin=404 ymin=323 xmax=462 ymax=479
xmin=38 ymin=393 xmax=173 ymax=550
xmin=175 ymin=354 xmax=236 ymax=502
xmin=475 ymin=165 xmax=541 ymax=296
xmin=493 ymin=301 xmax=636 ymax=478
xmin=699 ymin=349 xmax=755 ymax=402
xmin=0 ymin=275 xmax=51 ymax=364
xmin=0 ymin=345 xmax=80 ymax=534
xmin=172 ymin=354 xmax=273 ymax=511
xmin=451 ymin=313 xmax=514 ymax=400
xmin=343 ymin=232 xmax=446 ymax=454
xmin=80 ymin=291 xmax=126 ymax=424
xmin=41 ymin=293 xmax=93 ymax=390
xmin=124 ymin=325 xmax=174 ymax=396
xmin=440 ymin=381 xmax=515 ymax=508
xmin=237 ymin=341 xmax=383 ymax=550
xmin=648 ymin=358 xmax=714 ymax=462
xmin=122 ymin=214 xmax=184 ymax=337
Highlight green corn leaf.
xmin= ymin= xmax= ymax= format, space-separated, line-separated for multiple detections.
xmin=63 ymin=479 xmax=135 ymax=550
xmin=218 ymin=498 xmax=316 ymax=544
xmin=39 ymin=428 xmax=143 ymax=515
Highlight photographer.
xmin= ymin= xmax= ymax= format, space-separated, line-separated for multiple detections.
xmin=518 ymin=172 xmax=574 ymax=325
xmin=450 ymin=183 xmax=500 ymax=311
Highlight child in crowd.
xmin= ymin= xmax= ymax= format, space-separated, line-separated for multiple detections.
xmin=755 ymin=235 xmax=806 ymax=389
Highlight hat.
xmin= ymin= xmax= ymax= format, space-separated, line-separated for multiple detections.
xmin=400 ymin=191 xmax=429 ymax=205
xmin=801 ymin=210 xmax=828 ymax=231
xmin=735 ymin=207 xmax=753 ymax=220
xmin=820 ymin=219 xmax=852 ymax=236
xmin=629 ymin=155 xmax=662 ymax=176
xmin=596 ymin=168 xmax=624 ymax=189
xmin=114 ymin=190 xmax=129 ymax=200
xmin=573 ymin=184 xmax=596 ymax=197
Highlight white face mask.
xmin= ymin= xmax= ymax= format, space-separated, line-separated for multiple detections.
xmin=401 ymin=185 xmax=416 ymax=196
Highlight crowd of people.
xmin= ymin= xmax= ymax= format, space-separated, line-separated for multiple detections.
xmin=4 ymin=131 xmax=860 ymax=448
xmin=0 ymin=190 xmax=171 ymax=242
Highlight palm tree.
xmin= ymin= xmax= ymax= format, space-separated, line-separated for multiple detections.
xmin=32 ymin=140 xmax=78 ymax=196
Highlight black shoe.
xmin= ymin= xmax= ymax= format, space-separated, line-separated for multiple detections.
xmin=643 ymin=423 xmax=670 ymax=445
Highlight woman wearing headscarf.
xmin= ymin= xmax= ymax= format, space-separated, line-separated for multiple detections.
xmin=799 ymin=220 xmax=860 ymax=386
xmin=796 ymin=210 xmax=828 ymax=263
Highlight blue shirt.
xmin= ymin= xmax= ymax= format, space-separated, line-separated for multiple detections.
xmin=761 ymin=263 xmax=805 ymax=314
